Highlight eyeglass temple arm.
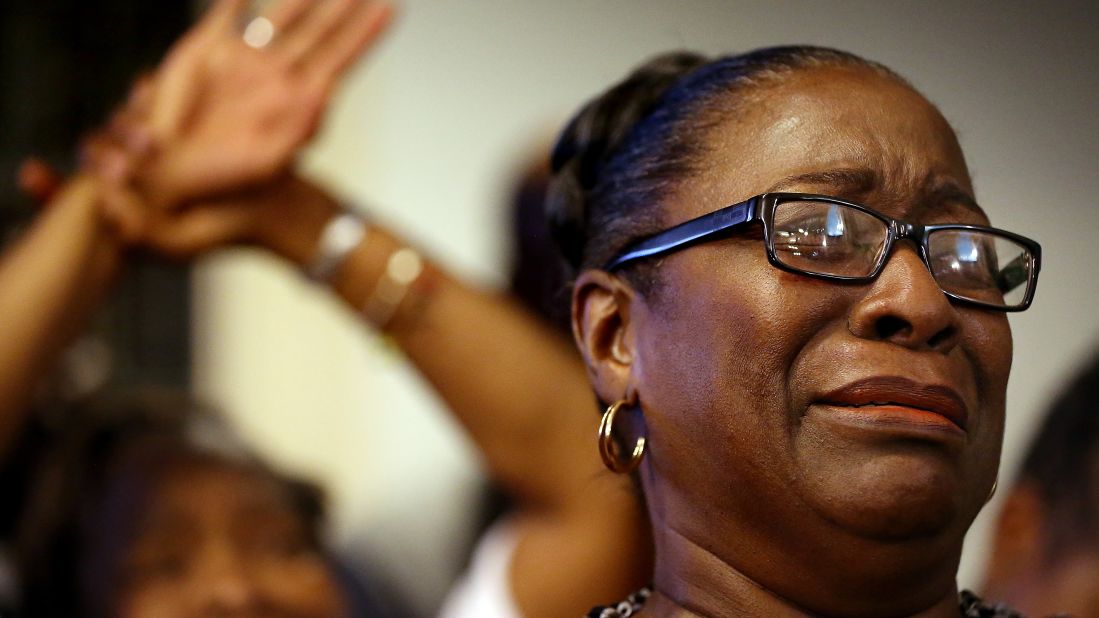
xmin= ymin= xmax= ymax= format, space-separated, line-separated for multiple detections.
xmin=996 ymin=253 xmax=1031 ymax=292
xmin=603 ymin=196 xmax=761 ymax=271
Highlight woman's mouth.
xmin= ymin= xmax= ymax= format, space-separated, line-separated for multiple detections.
xmin=812 ymin=376 xmax=970 ymax=437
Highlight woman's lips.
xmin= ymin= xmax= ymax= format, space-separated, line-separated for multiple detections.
xmin=816 ymin=376 xmax=970 ymax=432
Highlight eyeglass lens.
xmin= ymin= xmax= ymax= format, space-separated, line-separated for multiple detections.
xmin=926 ymin=229 xmax=1032 ymax=307
xmin=770 ymin=199 xmax=1033 ymax=308
xmin=772 ymin=200 xmax=888 ymax=278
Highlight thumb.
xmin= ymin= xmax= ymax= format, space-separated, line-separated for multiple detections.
xmin=99 ymin=182 xmax=149 ymax=245
xmin=141 ymin=202 xmax=255 ymax=260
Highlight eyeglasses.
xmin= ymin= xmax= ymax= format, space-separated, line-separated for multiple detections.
xmin=605 ymin=193 xmax=1042 ymax=311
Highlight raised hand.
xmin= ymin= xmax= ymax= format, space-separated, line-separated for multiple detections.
xmin=113 ymin=0 xmax=392 ymax=209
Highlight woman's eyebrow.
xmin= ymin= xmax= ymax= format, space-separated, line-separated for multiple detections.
xmin=768 ymin=170 xmax=989 ymax=220
xmin=913 ymin=178 xmax=989 ymax=221
xmin=767 ymin=168 xmax=878 ymax=193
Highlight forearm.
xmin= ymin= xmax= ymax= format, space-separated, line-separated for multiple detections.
xmin=0 ymin=175 xmax=124 ymax=456
xmin=388 ymin=272 xmax=602 ymax=507
xmin=258 ymin=176 xmax=604 ymax=509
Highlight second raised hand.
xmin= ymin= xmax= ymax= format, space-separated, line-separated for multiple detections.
xmin=126 ymin=0 xmax=393 ymax=210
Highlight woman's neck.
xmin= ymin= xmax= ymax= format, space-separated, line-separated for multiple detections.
xmin=645 ymin=523 xmax=964 ymax=617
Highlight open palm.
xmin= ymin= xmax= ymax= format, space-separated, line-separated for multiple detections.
xmin=136 ymin=0 xmax=392 ymax=207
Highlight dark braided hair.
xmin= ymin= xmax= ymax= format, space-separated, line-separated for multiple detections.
xmin=547 ymin=46 xmax=903 ymax=293
xmin=1018 ymin=348 xmax=1099 ymax=563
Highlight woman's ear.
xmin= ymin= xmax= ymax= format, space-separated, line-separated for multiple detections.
xmin=572 ymin=269 xmax=639 ymax=402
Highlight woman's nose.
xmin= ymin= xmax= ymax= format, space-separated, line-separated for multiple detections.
xmin=847 ymin=245 xmax=960 ymax=353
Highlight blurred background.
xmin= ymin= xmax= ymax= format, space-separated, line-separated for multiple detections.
xmin=2 ymin=0 xmax=1097 ymax=613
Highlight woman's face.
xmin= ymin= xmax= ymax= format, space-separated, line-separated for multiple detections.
xmin=590 ymin=65 xmax=1011 ymax=593
xmin=113 ymin=461 xmax=347 ymax=617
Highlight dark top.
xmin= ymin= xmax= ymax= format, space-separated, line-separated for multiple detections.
xmin=586 ymin=588 xmax=1027 ymax=617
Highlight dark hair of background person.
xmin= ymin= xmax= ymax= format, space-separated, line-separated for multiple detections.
xmin=508 ymin=153 xmax=571 ymax=335
xmin=546 ymin=45 xmax=902 ymax=297
xmin=13 ymin=389 xmax=326 ymax=617
xmin=1017 ymin=349 xmax=1099 ymax=561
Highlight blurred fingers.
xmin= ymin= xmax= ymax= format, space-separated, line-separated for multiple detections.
xmin=126 ymin=72 xmax=157 ymax=118
xmin=198 ymin=0 xmax=249 ymax=37
xmin=108 ymin=107 xmax=155 ymax=159
xmin=263 ymin=0 xmax=313 ymax=33
xmin=147 ymin=51 xmax=201 ymax=139
xmin=148 ymin=0 xmax=247 ymax=137
xmin=142 ymin=203 xmax=252 ymax=259
xmin=79 ymin=131 xmax=134 ymax=184
xmin=276 ymin=0 xmax=360 ymax=67
xmin=306 ymin=1 xmax=393 ymax=92
xmin=147 ymin=11 xmax=219 ymax=138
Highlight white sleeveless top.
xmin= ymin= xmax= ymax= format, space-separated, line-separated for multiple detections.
xmin=437 ymin=519 xmax=521 ymax=618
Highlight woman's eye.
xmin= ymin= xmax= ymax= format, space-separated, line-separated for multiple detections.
xmin=263 ymin=537 xmax=309 ymax=557
xmin=127 ymin=553 xmax=191 ymax=582
xmin=774 ymin=230 xmax=868 ymax=261
xmin=933 ymin=253 xmax=996 ymax=285
xmin=772 ymin=202 xmax=888 ymax=267
xmin=242 ymin=527 xmax=312 ymax=559
xmin=152 ymin=557 xmax=188 ymax=576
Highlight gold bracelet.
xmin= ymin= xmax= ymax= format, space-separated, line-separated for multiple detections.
xmin=362 ymin=246 xmax=424 ymax=331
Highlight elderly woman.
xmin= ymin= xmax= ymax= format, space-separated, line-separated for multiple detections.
xmin=550 ymin=48 xmax=1040 ymax=616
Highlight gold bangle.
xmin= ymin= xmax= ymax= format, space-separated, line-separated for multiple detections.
xmin=362 ymin=246 xmax=424 ymax=330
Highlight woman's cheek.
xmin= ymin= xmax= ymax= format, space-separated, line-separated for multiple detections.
xmin=255 ymin=555 xmax=348 ymax=615
xmin=959 ymin=310 xmax=1012 ymax=408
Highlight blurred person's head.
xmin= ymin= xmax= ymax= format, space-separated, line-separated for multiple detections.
xmin=507 ymin=144 xmax=571 ymax=335
xmin=16 ymin=389 xmax=349 ymax=617
xmin=984 ymin=349 xmax=1099 ymax=616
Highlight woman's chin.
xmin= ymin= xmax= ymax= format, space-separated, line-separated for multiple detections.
xmin=800 ymin=453 xmax=969 ymax=542
xmin=790 ymin=406 xmax=984 ymax=542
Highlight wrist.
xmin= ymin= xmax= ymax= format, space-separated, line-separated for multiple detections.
xmin=65 ymin=175 xmax=130 ymax=259
xmin=252 ymin=175 xmax=341 ymax=266
xmin=44 ymin=175 xmax=129 ymax=283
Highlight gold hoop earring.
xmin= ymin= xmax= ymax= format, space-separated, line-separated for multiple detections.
xmin=986 ymin=478 xmax=999 ymax=504
xmin=599 ymin=398 xmax=646 ymax=474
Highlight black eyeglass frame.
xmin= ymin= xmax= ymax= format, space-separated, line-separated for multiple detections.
xmin=604 ymin=192 xmax=1042 ymax=312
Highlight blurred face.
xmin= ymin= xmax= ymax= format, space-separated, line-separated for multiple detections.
xmin=596 ymin=65 xmax=1012 ymax=598
xmin=114 ymin=462 xmax=347 ymax=618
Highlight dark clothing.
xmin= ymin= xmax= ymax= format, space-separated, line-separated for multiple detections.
xmin=587 ymin=588 xmax=1027 ymax=617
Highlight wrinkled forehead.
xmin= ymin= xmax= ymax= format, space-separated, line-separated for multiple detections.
xmin=680 ymin=65 xmax=978 ymax=222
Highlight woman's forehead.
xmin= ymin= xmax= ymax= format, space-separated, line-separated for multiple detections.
xmin=679 ymin=65 xmax=973 ymax=218
xmin=138 ymin=460 xmax=298 ymax=526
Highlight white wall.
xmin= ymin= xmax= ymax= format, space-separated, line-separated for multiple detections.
xmin=193 ymin=0 xmax=1099 ymax=611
